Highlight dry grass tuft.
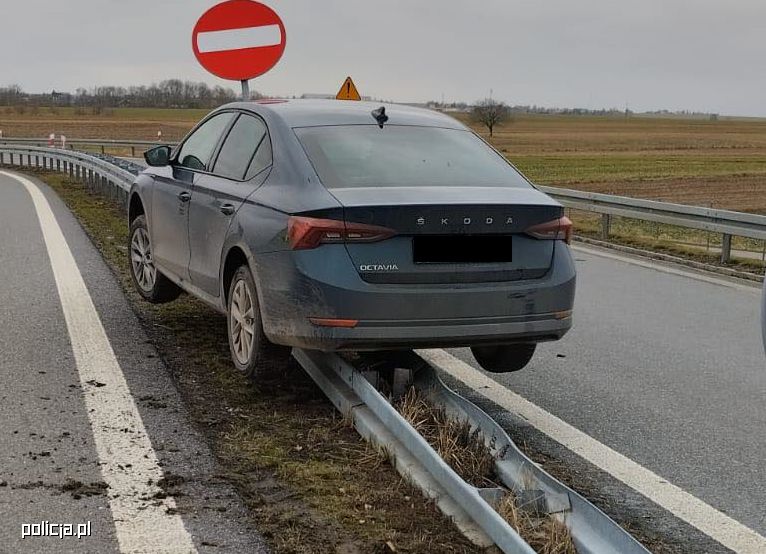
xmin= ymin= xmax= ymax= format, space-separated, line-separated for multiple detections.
xmin=397 ymin=387 xmax=497 ymax=487
xmin=398 ymin=387 xmax=578 ymax=554
xmin=497 ymin=493 xmax=577 ymax=554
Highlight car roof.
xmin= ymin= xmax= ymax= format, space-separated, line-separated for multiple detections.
xmin=222 ymin=99 xmax=469 ymax=130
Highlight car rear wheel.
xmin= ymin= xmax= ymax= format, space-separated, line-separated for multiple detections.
xmin=471 ymin=343 xmax=537 ymax=373
xmin=129 ymin=215 xmax=181 ymax=304
xmin=227 ymin=265 xmax=291 ymax=380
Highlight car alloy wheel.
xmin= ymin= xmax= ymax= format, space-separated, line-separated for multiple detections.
xmin=130 ymin=227 xmax=156 ymax=292
xmin=230 ymin=278 xmax=256 ymax=365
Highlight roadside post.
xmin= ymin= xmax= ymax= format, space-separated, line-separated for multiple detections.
xmin=192 ymin=0 xmax=287 ymax=101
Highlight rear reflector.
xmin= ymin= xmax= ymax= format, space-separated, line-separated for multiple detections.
xmin=309 ymin=318 xmax=359 ymax=328
xmin=554 ymin=310 xmax=573 ymax=320
xmin=287 ymin=216 xmax=395 ymax=250
xmin=525 ymin=216 xmax=573 ymax=244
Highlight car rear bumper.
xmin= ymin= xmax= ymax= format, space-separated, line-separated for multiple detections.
xmin=253 ymin=242 xmax=576 ymax=351
xmin=275 ymin=312 xmax=572 ymax=351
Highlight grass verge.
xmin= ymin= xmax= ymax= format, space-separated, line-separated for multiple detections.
xmin=568 ymin=210 xmax=766 ymax=274
xmin=40 ymin=171 xmax=485 ymax=554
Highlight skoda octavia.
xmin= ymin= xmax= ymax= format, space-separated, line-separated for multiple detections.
xmin=128 ymin=100 xmax=576 ymax=379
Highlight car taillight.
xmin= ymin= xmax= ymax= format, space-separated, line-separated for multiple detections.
xmin=525 ymin=216 xmax=573 ymax=244
xmin=287 ymin=216 xmax=396 ymax=250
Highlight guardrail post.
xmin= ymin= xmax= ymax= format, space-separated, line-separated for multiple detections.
xmin=56 ymin=159 xmax=61 ymax=172
xmin=0 ymin=152 xmax=4 ymax=166
xmin=601 ymin=214 xmax=611 ymax=239
xmin=35 ymin=155 xmax=40 ymax=168
xmin=101 ymin=145 xmax=105 ymax=154
xmin=721 ymin=234 xmax=732 ymax=264
xmin=131 ymin=146 xmax=136 ymax=157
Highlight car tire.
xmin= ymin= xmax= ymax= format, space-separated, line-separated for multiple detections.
xmin=227 ymin=264 xmax=291 ymax=380
xmin=471 ymin=343 xmax=537 ymax=373
xmin=129 ymin=215 xmax=182 ymax=304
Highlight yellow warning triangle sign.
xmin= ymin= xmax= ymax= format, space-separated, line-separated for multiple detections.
xmin=336 ymin=77 xmax=361 ymax=101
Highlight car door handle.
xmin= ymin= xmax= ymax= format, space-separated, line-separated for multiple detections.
xmin=220 ymin=204 xmax=236 ymax=216
xmin=178 ymin=191 xmax=192 ymax=202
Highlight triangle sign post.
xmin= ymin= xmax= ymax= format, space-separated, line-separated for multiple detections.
xmin=336 ymin=77 xmax=362 ymax=101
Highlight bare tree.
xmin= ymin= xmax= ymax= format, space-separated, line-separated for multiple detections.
xmin=471 ymin=98 xmax=510 ymax=138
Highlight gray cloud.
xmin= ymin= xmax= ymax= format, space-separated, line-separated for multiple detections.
xmin=3 ymin=0 xmax=765 ymax=115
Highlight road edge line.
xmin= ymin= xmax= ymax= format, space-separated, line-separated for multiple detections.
xmin=3 ymin=170 xmax=198 ymax=554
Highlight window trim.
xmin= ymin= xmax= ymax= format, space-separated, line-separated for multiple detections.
xmin=172 ymin=109 xmax=238 ymax=174
xmin=208 ymin=111 xmax=274 ymax=183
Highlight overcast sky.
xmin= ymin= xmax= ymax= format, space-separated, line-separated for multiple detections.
xmin=3 ymin=0 xmax=766 ymax=116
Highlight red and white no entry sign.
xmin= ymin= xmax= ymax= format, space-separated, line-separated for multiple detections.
xmin=192 ymin=0 xmax=286 ymax=82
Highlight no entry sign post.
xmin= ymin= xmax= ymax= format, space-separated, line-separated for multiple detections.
xmin=192 ymin=0 xmax=286 ymax=100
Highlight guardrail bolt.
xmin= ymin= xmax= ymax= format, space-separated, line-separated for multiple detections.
xmin=721 ymin=233 xmax=732 ymax=264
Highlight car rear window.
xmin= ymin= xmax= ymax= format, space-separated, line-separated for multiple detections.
xmin=295 ymin=125 xmax=531 ymax=189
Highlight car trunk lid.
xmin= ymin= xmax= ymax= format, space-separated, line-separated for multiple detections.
xmin=328 ymin=186 xmax=563 ymax=284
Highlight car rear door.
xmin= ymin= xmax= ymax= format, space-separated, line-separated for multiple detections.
xmin=151 ymin=112 xmax=235 ymax=280
xmin=187 ymin=112 xmax=273 ymax=297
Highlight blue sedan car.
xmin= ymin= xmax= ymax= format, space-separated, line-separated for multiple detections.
xmin=128 ymin=100 xmax=576 ymax=379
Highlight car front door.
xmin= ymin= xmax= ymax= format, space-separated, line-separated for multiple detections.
xmin=151 ymin=112 xmax=235 ymax=280
xmin=188 ymin=113 xmax=273 ymax=297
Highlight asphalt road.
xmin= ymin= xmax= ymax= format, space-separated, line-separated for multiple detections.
xmin=444 ymin=245 xmax=765 ymax=552
xmin=0 ymin=171 xmax=268 ymax=553
xmin=2 ymin=164 xmax=765 ymax=553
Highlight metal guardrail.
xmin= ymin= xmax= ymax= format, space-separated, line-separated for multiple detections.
xmin=4 ymin=141 xmax=766 ymax=264
xmin=297 ymin=349 xmax=650 ymax=554
xmin=0 ymin=145 xmax=142 ymax=207
xmin=539 ymin=185 xmax=766 ymax=263
xmin=2 ymin=138 xmax=763 ymax=263
xmin=0 ymin=137 xmax=178 ymax=157
xmin=0 ymin=144 xmax=652 ymax=553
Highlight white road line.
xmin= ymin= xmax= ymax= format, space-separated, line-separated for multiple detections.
xmin=196 ymin=24 xmax=282 ymax=53
xmin=3 ymin=171 xmax=198 ymax=554
xmin=417 ymin=348 xmax=766 ymax=554
xmin=573 ymin=243 xmax=759 ymax=293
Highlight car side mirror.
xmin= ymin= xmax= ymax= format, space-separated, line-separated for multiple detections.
xmin=144 ymin=145 xmax=172 ymax=167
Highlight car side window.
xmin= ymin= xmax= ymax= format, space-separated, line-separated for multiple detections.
xmin=176 ymin=112 xmax=235 ymax=171
xmin=246 ymin=134 xmax=273 ymax=180
xmin=213 ymin=114 xmax=269 ymax=180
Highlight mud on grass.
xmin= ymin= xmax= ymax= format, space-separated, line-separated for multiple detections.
xmin=41 ymin=172 xmax=484 ymax=553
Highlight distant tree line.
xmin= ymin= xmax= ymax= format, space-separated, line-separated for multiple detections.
xmin=0 ymin=80 xmax=258 ymax=110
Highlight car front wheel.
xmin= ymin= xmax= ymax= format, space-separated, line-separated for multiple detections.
xmin=471 ymin=343 xmax=537 ymax=373
xmin=129 ymin=215 xmax=181 ymax=304
xmin=227 ymin=265 xmax=291 ymax=380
